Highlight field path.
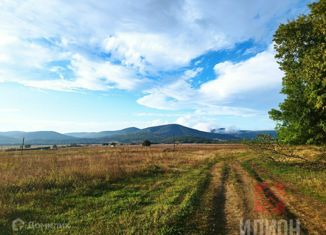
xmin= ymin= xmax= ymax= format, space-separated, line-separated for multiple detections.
xmin=224 ymin=164 xmax=252 ymax=234
xmin=185 ymin=162 xmax=227 ymax=234
xmin=183 ymin=158 xmax=325 ymax=234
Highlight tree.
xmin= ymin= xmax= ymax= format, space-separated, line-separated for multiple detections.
xmin=110 ymin=142 xmax=117 ymax=147
xmin=269 ymin=0 xmax=326 ymax=144
xmin=142 ymin=140 xmax=151 ymax=147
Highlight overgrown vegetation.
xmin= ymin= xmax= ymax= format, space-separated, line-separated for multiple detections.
xmin=0 ymin=145 xmax=241 ymax=234
xmin=0 ymin=144 xmax=325 ymax=234
xmin=269 ymin=0 xmax=326 ymax=145
xmin=244 ymin=134 xmax=317 ymax=162
xmin=243 ymin=143 xmax=326 ymax=203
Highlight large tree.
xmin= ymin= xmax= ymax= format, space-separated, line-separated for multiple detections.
xmin=269 ymin=0 xmax=326 ymax=144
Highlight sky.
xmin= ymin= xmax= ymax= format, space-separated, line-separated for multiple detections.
xmin=0 ymin=0 xmax=314 ymax=132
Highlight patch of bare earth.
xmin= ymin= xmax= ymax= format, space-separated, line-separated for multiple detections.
xmin=224 ymin=164 xmax=249 ymax=234
xmin=184 ymin=157 xmax=324 ymax=235
xmin=230 ymin=162 xmax=306 ymax=234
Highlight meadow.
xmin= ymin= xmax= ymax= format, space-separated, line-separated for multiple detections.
xmin=0 ymin=144 xmax=325 ymax=234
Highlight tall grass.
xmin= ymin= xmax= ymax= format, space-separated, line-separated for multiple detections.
xmin=0 ymin=144 xmax=244 ymax=234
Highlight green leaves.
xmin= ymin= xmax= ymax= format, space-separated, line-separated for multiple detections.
xmin=270 ymin=0 xmax=326 ymax=144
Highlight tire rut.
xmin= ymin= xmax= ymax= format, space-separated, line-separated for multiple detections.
xmin=237 ymin=161 xmax=309 ymax=234
xmin=224 ymin=164 xmax=250 ymax=234
xmin=185 ymin=162 xmax=228 ymax=235
xmin=250 ymin=163 xmax=326 ymax=234
xmin=183 ymin=158 xmax=323 ymax=235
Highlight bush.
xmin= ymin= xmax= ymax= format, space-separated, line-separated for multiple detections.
xmin=142 ymin=140 xmax=151 ymax=147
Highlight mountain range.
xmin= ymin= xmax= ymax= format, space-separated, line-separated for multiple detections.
xmin=0 ymin=124 xmax=276 ymax=145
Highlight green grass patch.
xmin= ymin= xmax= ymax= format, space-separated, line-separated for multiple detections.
xmin=0 ymin=161 xmax=213 ymax=235
xmin=242 ymin=158 xmax=326 ymax=203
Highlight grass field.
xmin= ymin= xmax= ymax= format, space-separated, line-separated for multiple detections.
xmin=0 ymin=144 xmax=325 ymax=234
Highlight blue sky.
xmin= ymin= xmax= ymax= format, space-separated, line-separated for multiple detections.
xmin=0 ymin=0 xmax=313 ymax=132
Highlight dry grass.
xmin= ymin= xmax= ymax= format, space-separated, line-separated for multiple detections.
xmin=0 ymin=144 xmax=324 ymax=234
xmin=0 ymin=144 xmax=244 ymax=186
xmin=0 ymin=144 xmax=245 ymax=234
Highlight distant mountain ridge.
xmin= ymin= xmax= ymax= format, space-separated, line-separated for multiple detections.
xmin=0 ymin=124 xmax=276 ymax=145
xmin=0 ymin=131 xmax=75 ymax=140
xmin=0 ymin=131 xmax=78 ymax=145
xmin=66 ymin=127 xmax=140 ymax=138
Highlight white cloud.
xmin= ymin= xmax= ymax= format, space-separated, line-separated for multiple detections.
xmin=0 ymin=32 xmax=18 ymax=47
xmin=200 ymin=45 xmax=283 ymax=100
xmin=0 ymin=0 xmax=303 ymax=92
xmin=137 ymin=46 xmax=282 ymax=114
xmin=194 ymin=106 xmax=261 ymax=117
xmin=0 ymin=33 xmax=142 ymax=91
xmin=0 ymin=32 xmax=67 ymax=68
xmin=176 ymin=114 xmax=214 ymax=132
xmin=136 ymin=45 xmax=283 ymax=131
xmin=137 ymin=68 xmax=202 ymax=110
xmin=192 ymin=123 xmax=213 ymax=132
xmin=103 ymin=31 xmax=227 ymax=71
xmin=0 ymin=0 xmax=310 ymax=132
xmin=98 ymin=0 xmax=301 ymax=71
xmin=175 ymin=114 xmax=222 ymax=132
xmin=18 ymin=54 xmax=142 ymax=91
xmin=174 ymin=108 xmax=267 ymax=132
xmin=174 ymin=104 xmax=263 ymax=131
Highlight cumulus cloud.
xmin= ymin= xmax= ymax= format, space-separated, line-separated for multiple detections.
xmin=103 ymin=31 xmax=227 ymax=71
xmin=176 ymin=114 xmax=215 ymax=132
xmin=199 ymin=45 xmax=283 ymax=100
xmin=18 ymin=54 xmax=142 ymax=91
xmin=137 ymin=46 xmax=282 ymax=113
xmin=0 ymin=0 xmax=312 ymax=132
xmin=0 ymin=0 xmax=305 ymax=92
xmin=175 ymin=114 xmax=224 ymax=132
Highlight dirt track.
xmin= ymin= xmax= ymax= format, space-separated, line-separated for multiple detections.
xmin=186 ymin=159 xmax=326 ymax=235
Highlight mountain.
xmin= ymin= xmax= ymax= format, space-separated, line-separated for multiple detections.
xmin=0 ymin=135 xmax=19 ymax=145
xmin=27 ymin=131 xmax=75 ymax=140
xmin=0 ymin=131 xmax=75 ymax=140
xmin=142 ymin=124 xmax=235 ymax=140
xmin=0 ymin=131 xmax=26 ymax=139
xmin=66 ymin=127 xmax=140 ymax=138
xmin=97 ymin=124 xmax=238 ymax=143
xmin=0 ymin=124 xmax=276 ymax=145
xmin=0 ymin=131 xmax=78 ymax=145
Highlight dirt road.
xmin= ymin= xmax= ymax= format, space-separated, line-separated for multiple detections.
xmin=185 ymin=159 xmax=325 ymax=234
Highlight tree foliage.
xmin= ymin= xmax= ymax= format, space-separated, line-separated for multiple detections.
xmin=142 ymin=140 xmax=151 ymax=147
xmin=269 ymin=0 xmax=326 ymax=144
